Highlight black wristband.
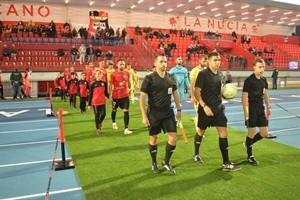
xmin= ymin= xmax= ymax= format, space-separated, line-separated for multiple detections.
xmin=177 ymin=110 xmax=181 ymax=112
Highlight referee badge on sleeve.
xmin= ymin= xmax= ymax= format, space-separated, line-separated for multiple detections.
xmin=168 ymin=88 xmax=173 ymax=94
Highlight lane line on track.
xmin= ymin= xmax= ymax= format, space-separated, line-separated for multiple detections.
xmin=0 ymin=140 xmax=58 ymax=147
xmin=0 ymin=127 xmax=58 ymax=134
xmin=0 ymin=119 xmax=57 ymax=125
xmin=0 ymin=157 xmax=71 ymax=168
xmin=1 ymin=187 xmax=82 ymax=200
xmin=269 ymin=127 xmax=300 ymax=134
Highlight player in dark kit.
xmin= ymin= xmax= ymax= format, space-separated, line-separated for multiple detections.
xmin=194 ymin=52 xmax=241 ymax=172
xmin=140 ymin=54 xmax=181 ymax=175
xmin=67 ymin=72 xmax=79 ymax=109
xmin=242 ymin=58 xmax=271 ymax=166
xmin=78 ymin=73 xmax=89 ymax=114
xmin=88 ymin=70 xmax=109 ymax=134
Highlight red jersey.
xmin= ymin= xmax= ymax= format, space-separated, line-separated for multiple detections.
xmin=84 ymin=68 xmax=93 ymax=84
xmin=100 ymin=68 xmax=107 ymax=82
xmin=88 ymin=80 xmax=109 ymax=106
xmin=110 ymin=70 xmax=130 ymax=99
xmin=78 ymin=79 xmax=89 ymax=97
xmin=64 ymin=71 xmax=71 ymax=82
xmin=58 ymin=76 xmax=67 ymax=90
xmin=67 ymin=78 xmax=79 ymax=95
xmin=54 ymin=77 xmax=59 ymax=88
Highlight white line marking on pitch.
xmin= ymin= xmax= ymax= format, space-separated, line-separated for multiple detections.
xmin=0 ymin=127 xmax=58 ymax=134
xmin=0 ymin=140 xmax=58 ymax=147
xmin=1 ymin=187 xmax=82 ymax=200
xmin=0 ymin=157 xmax=71 ymax=168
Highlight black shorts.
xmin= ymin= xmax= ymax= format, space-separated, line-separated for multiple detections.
xmin=248 ymin=105 xmax=267 ymax=127
xmin=112 ymin=97 xmax=130 ymax=110
xmin=147 ymin=107 xmax=177 ymax=135
xmin=197 ymin=105 xmax=227 ymax=130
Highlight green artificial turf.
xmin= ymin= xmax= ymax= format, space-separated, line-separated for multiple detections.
xmin=53 ymin=98 xmax=300 ymax=200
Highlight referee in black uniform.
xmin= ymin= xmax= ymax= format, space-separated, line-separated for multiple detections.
xmin=140 ymin=54 xmax=181 ymax=175
xmin=194 ymin=52 xmax=241 ymax=171
xmin=242 ymin=58 xmax=271 ymax=166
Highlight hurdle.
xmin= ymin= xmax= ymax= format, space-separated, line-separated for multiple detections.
xmin=46 ymin=88 xmax=56 ymax=117
xmin=45 ymin=82 xmax=50 ymax=100
xmin=55 ymin=108 xmax=75 ymax=171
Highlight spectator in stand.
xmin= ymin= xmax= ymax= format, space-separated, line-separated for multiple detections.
xmin=57 ymin=46 xmax=65 ymax=58
xmin=27 ymin=20 xmax=35 ymax=28
xmin=135 ymin=25 xmax=142 ymax=35
xmin=79 ymin=44 xmax=86 ymax=65
xmin=241 ymin=34 xmax=246 ymax=46
xmin=106 ymin=50 xmax=113 ymax=64
xmin=95 ymin=47 xmax=103 ymax=61
xmin=108 ymin=26 xmax=115 ymax=37
xmin=17 ymin=20 xmax=24 ymax=31
xmin=263 ymin=47 xmax=270 ymax=54
xmin=70 ymin=45 xmax=79 ymax=65
xmin=116 ymin=27 xmax=121 ymax=38
xmin=180 ymin=29 xmax=185 ymax=38
xmin=121 ymin=28 xmax=127 ymax=44
xmin=49 ymin=20 xmax=56 ymax=37
xmin=86 ymin=44 xmax=95 ymax=63
xmin=270 ymin=47 xmax=275 ymax=54
xmin=72 ymin=27 xmax=78 ymax=38
xmin=10 ymin=44 xmax=17 ymax=59
xmin=231 ymin=31 xmax=237 ymax=43
xmin=2 ymin=44 xmax=10 ymax=58
xmin=215 ymin=31 xmax=221 ymax=40
xmin=257 ymin=49 xmax=263 ymax=57
xmin=78 ymin=26 xmax=85 ymax=38
xmin=63 ymin=21 xmax=70 ymax=29
xmin=246 ymin=34 xmax=251 ymax=46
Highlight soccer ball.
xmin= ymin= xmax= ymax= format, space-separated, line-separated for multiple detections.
xmin=222 ymin=83 xmax=237 ymax=100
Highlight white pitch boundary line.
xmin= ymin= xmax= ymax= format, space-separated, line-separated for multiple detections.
xmin=0 ymin=127 xmax=58 ymax=134
xmin=0 ymin=118 xmax=57 ymax=125
xmin=0 ymin=187 xmax=82 ymax=200
xmin=0 ymin=157 xmax=71 ymax=168
xmin=0 ymin=140 xmax=58 ymax=147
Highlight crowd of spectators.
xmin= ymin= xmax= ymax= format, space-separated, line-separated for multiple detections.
xmin=2 ymin=44 xmax=18 ymax=60
xmin=228 ymin=54 xmax=247 ymax=69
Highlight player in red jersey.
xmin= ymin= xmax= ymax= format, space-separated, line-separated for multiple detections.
xmin=84 ymin=63 xmax=93 ymax=85
xmin=63 ymin=66 xmax=71 ymax=82
xmin=57 ymin=72 xmax=67 ymax=101
xmin=109 ymin=59 xmax=133 ymax=135
xmin=78 ymin=72 xmax=89 ymax=114
xmin=67 ymin=72 xmax=79 ymax=108
xmin=88 ymin=70 xmax=109 ymax=134
xmin=53 ymin=73 xmax=60 ymax=98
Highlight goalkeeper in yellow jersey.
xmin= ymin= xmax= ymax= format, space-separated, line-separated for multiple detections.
xmin=133 ymin=69 xmax=140 ymax=95
xmin=106 ymin=62 xmax=115 ymax=89
xmin=190 ymin=54 xmax=208 ymax=131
